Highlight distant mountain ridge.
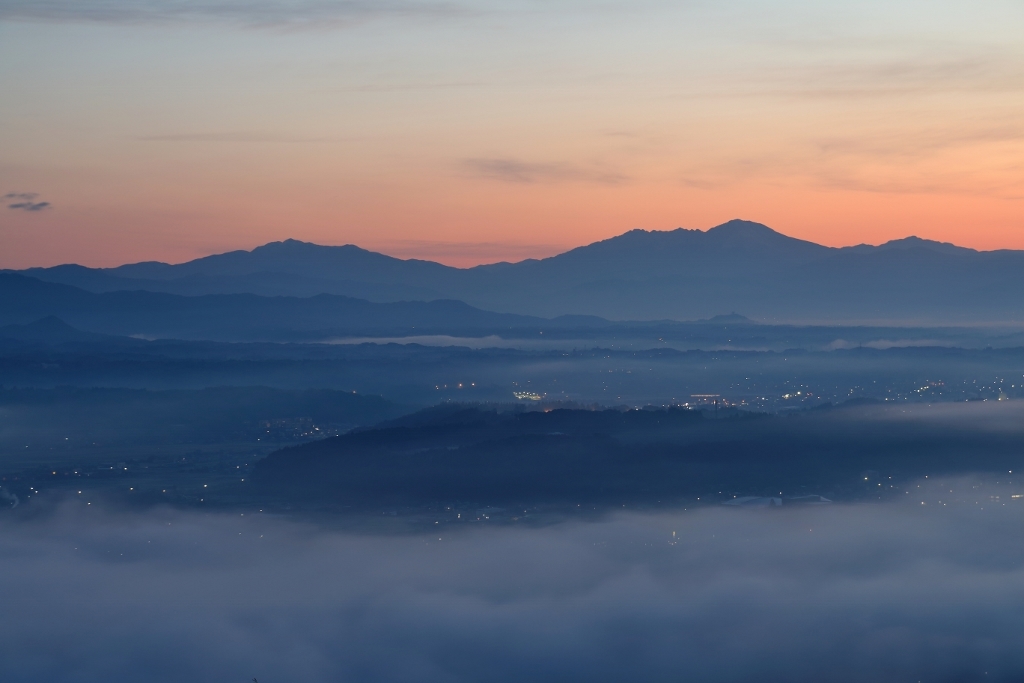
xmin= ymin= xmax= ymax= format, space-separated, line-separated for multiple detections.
xmin=0 ymin=316 xmax=116 ymax=344
xmin=13 ymin=220 xmax=1024 ymax=323
xmin=0 ymin=273 xmax=564 ymax=341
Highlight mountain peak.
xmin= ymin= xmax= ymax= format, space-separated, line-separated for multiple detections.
xmin=876 ymin=236 xmax=975 ymax=255
xmin=707 ymin=219 xmax=778 ymax=235
xmin=252 ymin=239 xmax=357 ymax=253
xmin=704 ymin=219 xmax=799 ymax=244
xmin=699 ymin=220 xmax=828 ymax=255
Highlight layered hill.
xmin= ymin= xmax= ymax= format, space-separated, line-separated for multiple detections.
xmin=15 ymin=220 xmax=1024 ymax=323
xmin=253 ymin=404 xmax=1024 ymax=507
xmin=0 ymin=274 xmax=557 ymax=341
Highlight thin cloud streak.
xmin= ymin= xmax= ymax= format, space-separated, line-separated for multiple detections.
xmin=138 ymin=131 xmax=339 ymax=143
xmin=668 ymin=116 xmax=1024 ymax=198
xmin=0 ymin=0 xmax=467 ymax=28
xmin=647 ymin=50 xmax=1024 ymax=104
xmin=334 ymin=80 xmax=486 ymax=92
xmin=814 ymin=124 xmax=1024 ymax=159
xmin=762 ymin=56 xmax=1024 ymax=100
xmin=463 ymin=157 xmax=628 ymax=185
xmin=4 ymin=192 xmax=51 ymax=211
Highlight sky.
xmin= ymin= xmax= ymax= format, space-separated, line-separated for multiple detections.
xmin=0 ymin=0 xmax=1022 ymax=268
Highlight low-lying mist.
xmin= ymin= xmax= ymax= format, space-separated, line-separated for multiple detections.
xmin=4 ymin=476 xmax=1024 ymax=682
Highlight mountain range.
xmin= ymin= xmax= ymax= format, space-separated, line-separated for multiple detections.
xmin=11 ymin=219 xmax=1024 ymax=323
xmin=0 ymin=274 xmax=565 ymax=341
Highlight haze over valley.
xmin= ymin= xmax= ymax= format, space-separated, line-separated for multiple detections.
xmin=4 ymin=222 xmax=1024 ymax=516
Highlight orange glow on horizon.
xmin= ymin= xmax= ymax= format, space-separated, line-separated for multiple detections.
xmin=2 ymin=172 xmax=1020 ymax=269
xmin=1 ymin=2 xmax=1021 ymax=268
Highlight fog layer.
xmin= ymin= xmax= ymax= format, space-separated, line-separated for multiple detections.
xmin=4 ymin=480 xmax=1024 ymax=682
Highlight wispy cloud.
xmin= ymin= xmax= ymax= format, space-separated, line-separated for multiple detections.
xmin=764 ymin=55 xmax=1024 ymax=101
xmin=463 ymin=157 xmax=627 ymax=185
xmin=4 ymin=192 xmax=50 ymax=211
xmin=655 ymin=50 xmax=1024 ymax=105
xmin=0 ymin=0 xmax=465 ymax=28
xmin=335 ymin=80 xmax=485 ymax=92
xmin=670 ymin=115 xmax=1024 ymax=198
xmin=813 ymin=123 xmax=1024 ymax=160
xmin=138 ymin=131 xmax=337 ymax=143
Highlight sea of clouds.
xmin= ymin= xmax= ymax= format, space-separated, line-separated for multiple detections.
xmin=3 ymin=477 xmax=1024 ymax=682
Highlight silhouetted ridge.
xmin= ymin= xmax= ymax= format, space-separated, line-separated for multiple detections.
xmin=253 ymin=403 xmax=1024 ymax=507
xmin=0 ymin=273 xmax=559 ymax=341
xmin=874 ymin=236 xmax=975 ymax=255
xmin=16 ymin=220 xmax=1024 ymax=323
xmin=0 ymin=316 xmax=109 ymax=343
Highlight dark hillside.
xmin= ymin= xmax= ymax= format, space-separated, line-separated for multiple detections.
xmin=254 ymin=405 xmax=1024 ymax=508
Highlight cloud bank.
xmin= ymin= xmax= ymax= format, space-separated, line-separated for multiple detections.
xmin=4 ymin=478 xmax=1024 ymax=682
